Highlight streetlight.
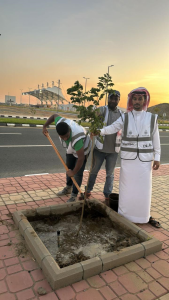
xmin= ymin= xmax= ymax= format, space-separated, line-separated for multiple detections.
xmin=28 ymin=87 xmax=32 ymax=106
xmin=20 ymin=89 xmax=23 ymax=104
xmin=83 ymin=77 xmax=90 ymax=106
xmin=108 ymin=64 xmax=114 ymax=75
xmin=105 ymin=64 xmax=114 ymax=105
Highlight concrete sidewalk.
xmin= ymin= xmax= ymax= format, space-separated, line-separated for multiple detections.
xmin=0 ymin=165 xmax=169 ymax=300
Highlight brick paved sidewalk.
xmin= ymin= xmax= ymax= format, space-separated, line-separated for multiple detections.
xmin=0 ymin=165 xmax=169 ymax=300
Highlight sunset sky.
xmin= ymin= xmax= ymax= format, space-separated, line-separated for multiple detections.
xmin=0 ymin=0 xmax=169 ymax=109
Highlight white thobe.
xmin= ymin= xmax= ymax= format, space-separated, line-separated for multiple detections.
xmin=100 ymin=110 xmax=161 ymax=223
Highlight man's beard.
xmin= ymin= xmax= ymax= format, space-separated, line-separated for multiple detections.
xmin=133 ymin=104 xmax=141 ymax=110
xmin=108 ymin=103 xmax=117 ymax=110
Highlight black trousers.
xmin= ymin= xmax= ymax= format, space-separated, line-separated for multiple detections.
xmin=66 ymin=153 xmax=87 ymax=195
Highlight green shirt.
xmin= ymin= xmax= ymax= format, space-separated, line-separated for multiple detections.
xmin=55 ymin=116 xmax=84 ymax=151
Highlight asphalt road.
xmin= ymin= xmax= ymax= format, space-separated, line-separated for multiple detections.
xmin=0 ymin=127 xmax=169 ymax=178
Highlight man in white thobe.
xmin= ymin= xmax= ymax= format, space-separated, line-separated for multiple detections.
xmin=98 ymin=87 xmax=161 ymax=226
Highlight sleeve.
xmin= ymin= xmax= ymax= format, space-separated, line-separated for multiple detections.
xmin=100 ymin=114 xmax=124 ymax=136
xmin=99 ymin=106 xmax=105 ymax=115
xmin=74 ymin=139 xmax=84 ymax=151
xmin=152 ymin=122 xmax=161 ymax=161
xmin=54 ymin=116 xmax=62 ymax=125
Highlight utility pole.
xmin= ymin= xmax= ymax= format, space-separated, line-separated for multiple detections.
xmin=20 ymin=89 xmax=23 ymax=104
xmin=105 ymin=65 xmax=114 ymax=105
xmin=83 ymin=77 xmax=90 ymax=106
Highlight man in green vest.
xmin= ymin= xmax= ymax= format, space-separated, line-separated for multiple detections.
xmin=43 ymin=113 xmax=91 ymax=202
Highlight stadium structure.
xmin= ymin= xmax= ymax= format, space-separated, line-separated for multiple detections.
xmin=22 ymin=81 xmax=69 ymax=107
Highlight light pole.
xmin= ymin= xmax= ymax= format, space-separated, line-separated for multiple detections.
xmin=83 ymin=77 xmax=90 ymax=106
xmin=20 ymin=89 xmax=23 ymax=104
xmin=105 ymin=64 xmax=114 ymax=105
xmin=28 ymin=87 xmax=32 ymax=106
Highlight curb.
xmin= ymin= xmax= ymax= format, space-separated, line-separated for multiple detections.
xmin=0 ymin=123 xmax=168 ymax=131
xmin=0 ymin=114 xmax=48 ymax=120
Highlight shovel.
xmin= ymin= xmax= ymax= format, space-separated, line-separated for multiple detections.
xmin=45 ymin=132 xmax=84 ymax=199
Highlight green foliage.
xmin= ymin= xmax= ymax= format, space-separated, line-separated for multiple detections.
xmin=67 ymin=73 xmax=114 ymax=135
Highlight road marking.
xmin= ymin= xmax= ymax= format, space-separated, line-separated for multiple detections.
xmin=0 ymin=133 xmax=22 ymax=135
xmin=25 ymin=173 xmax=49 ymax=176
xmin=0 ymin=145 xmax=52 ymax=147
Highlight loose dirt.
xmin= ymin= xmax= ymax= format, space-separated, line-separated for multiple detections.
xmin=29 ymin=207 xmax=142 ymax=268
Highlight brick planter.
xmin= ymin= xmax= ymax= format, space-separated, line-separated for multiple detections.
xmin=13 ymin=199 xmax=162 ymax=290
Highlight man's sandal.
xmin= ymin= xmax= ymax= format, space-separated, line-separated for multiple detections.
xmin=149 ymin=216 xmax=161 ymax=228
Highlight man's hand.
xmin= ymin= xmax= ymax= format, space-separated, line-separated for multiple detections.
xmin=66 ymin=169 xmax=75 ymax=177
xmin=153 ymin=161 xmax=160 ymax=170
xmin=90 ymin=130 xmax=101 ymax=138
xmin=43 ymin=126 xmax=48 ymax=136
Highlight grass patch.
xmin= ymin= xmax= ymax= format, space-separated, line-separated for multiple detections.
xmin=0 ymin=118 xmax=168 ymax=130
xmin=159 ymin=126 xmax=169 ymax=130
xmin=0 ymin=118 xmax=55 ymax=125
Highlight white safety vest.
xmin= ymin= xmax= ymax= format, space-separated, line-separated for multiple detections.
xmin=95 ymin=106 xmax=122 ymax=153
xmin=57 ymin=118 xmax=92 ymax=158
xmin=121 ymin=111 xmax=157 ymax=162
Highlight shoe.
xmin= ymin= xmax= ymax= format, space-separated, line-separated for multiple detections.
xmin=148 ymin=216 xmax=161 ymax=228
xmin=56 ymin=186 xmax=72 ymax=196
xmin=78 ymin=192 xmax=91 ymax=200
xmin=67 ymin=195 xmax=77 ymax=202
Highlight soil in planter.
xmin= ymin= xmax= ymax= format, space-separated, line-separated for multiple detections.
xmin=29 ymin=207 xmax=142 ymax=268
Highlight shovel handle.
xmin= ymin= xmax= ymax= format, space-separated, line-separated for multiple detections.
xmin=46 ymin=133 xmax=83 ymax=195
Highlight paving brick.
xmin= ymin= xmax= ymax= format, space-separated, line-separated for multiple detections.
xmin=109 ymin=281 xmax=127 ymax=296
xmin=146 ymin=267 xmax=162 ymax=279
xmin=0 ymin=239 xmax=11 ymax=246
xmin=0 ymin=280 xmax=7 ymax=293
xmin=31 ymin=269 xmax=45 ymax=281
xmin=146 ymin=254 xmax=160 ymax=263
xmin=22 ymin=259 xmax=39 ymax=271
xmin=16 ymin=288 xmax=35 ymax=300
xmin=0 ymin=234 xmax=8 ymax=241
xmin=0 ymin=293 xmax=16 ymax=300
xmin=135 ymin=258 xmax=151 ymax=269
xmin=7 ymin=264 xmax=23 ymax=274
xmin=137 ymin=270 xmax=153 ymax=283
xmin=0 ymin=268 xmax=6 ymax=280
xmin=99 ymin=285 xmax=117 ymax=299
xmin=76 ymin=288 xmax=104 ymax=300
xmin=137 ymin=289 xmax=156 ymax=300
xmin=0 ymin=225 xmax=9 ymax=234
xmin=158 ymin=277 xmax=169 ymax=291
xmin=118 ymin=272 xmax=147 ymax=293
xmin=72 ymin=280 xmax=89 ymax=293
xmin=151 ymin=231 xmax=169 ymax=242
xmin=125 ymin=261 xmax=142 ymax=272
xmin=56 ymin=285 xmax=75 ymax=300
xmin=100 ymin=270 xmax=117 ymax=283
xmin=120 ymin=295 xmax=140 ymax=300
xmin=153 ymin=260 xmax=169 ymax=277
xmin=0 ymin=261 xmax=3 ymax=268
xmin=39 ymin=292 xmax=59 ymax=300
xmin=6 ymin=270 xmax=33 ymax=292
xmin=155 ymin=250 xmax=169 ymax=260
xmin=87 ymin=275 xmax=106 ymax=288
xmin=149 ymin=281 xmax=167 ymax=297
xmin=113 ymin=265 xmax=129 ymax=275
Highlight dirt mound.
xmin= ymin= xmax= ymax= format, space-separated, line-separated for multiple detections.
xmin=147 ymin=103 xmax=169 ymax=120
